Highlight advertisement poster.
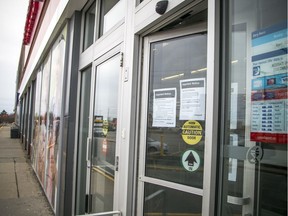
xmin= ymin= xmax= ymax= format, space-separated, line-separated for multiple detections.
xmin=179 ymin=78 xmax=206 ymax=120
xmin=152 ymin=88 xmax=177 ymax=127
xmin=46 ymin=32 xmax=66 ymax=207
xmin=250 ymin=21 xmax=287 ymax=144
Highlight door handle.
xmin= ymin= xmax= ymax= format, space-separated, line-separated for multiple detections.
xmin=227 ymin=195 xmax=250 ymax=205
xmin=86 ymin=137 xmax=91 ymax=161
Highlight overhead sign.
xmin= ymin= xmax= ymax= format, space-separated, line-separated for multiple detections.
xmin=181 ymin=120 xmax=203 ymax=145
xmin=181 ymin=150 xmax=200 ymax=172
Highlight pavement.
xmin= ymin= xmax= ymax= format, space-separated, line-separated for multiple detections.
xmin=0 ymin=125 xmax=54 ymax=216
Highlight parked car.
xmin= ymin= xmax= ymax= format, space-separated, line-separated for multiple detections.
xmin=147 ymin=137 xmax=168 ymax=153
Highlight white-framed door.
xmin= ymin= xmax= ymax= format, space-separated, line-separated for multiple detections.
xmin=137 ymin=22 xmax=209 ymax=215
xmin=76 ymin=47 xmax=123 ymax=216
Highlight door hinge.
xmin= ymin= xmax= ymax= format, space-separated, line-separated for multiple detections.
xmin=115 ymin=156 xmax=119 ymax=171
xmin=120 ymin=52 xmax=124 ymax=67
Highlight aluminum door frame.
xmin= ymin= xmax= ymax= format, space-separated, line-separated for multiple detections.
xmin=137 ymin=19 xmax=219 ymax=215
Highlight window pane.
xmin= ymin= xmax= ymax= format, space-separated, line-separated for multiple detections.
xmin=37 ymin=55 xmax=51 ymax=186
xmin=75 ymin=67 xmax=92 ymax=214
xmin=46 ymin=31 xmax=66 ymax=208
xmin=99 ymin=0 xmax=124 ymax=36
xmin=219 ymin=0 xmax=287 ymax=215
xmin=144 ymin=183 xmax=202 ymax=215
xmin=90 ymin=55 xmax=120 ymax=213
xmin=83 ymin=3 xmax=96 ymax=50
xmin=145 ymin=34 xmax=207 ymax=188
xmin=31 ymin=71 xmax=42 ymax=169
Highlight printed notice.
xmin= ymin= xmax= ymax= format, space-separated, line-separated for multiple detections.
xmin=152 ymin=88 xmax=177 ymax=127
xmin=250 ymin=21 xmax=288 ymax=144
xmin=180 ymin=78 xmax=206 ymax=120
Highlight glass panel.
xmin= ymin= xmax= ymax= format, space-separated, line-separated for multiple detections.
xmin=83 ymin=2 xmax=96 ymax=50
xmin=219 ymin=0 xmax=287 ymax=216
xmin=144 ymin=183 xmax=202 ymax=215
xmin=46 ymin=30 xmax=66 ymax=208
xmin=76 ymin=67 xmax=92 ymax=214
xmin=145 ymin=34 xmax=207 ymax=188
xmin=37 ymin=55 xmax=51 ymax=186
xmin=90 ymin=55 xmax=120 ymax=213
xmin=99 ymin=0 xmax=124 ymax=36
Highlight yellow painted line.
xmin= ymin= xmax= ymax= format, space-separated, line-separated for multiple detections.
xmin=92 ymin=166 xmax=114 ymax=182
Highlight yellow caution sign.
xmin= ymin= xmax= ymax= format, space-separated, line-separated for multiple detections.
xmin=181 ymin=120 xmax=203 ymax=145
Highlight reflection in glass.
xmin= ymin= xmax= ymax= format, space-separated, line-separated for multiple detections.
xmin=144 ymin=183 xmax=202 ymax=215
xmin=145 ymin=34 xmax=207 ymax=189
xmin=90 ymin=55 xmax=120 ymax=213
xmin=46 ymin=30 xmax=66 ymax=208
xmin=37 ymin=55 xmax=51 ymax=186
xmin=83 ymin=3 xmax=96 ymax=50
xmin=76 ymin=67 xmax=92 ymax=214
xmin=31 ymin=71 xmax=42 ymax=169
xmin=219 ymin=0 xmax=287 ymax=216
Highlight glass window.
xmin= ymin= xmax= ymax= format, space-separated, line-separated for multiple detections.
xmin=99 ymin=0 xmax=124 ymax=36
xmin=46 ymin=30 xmax=67 ymax=208
xmin=37 ymin=54 xmax=51 ymax=186
xmin=219 ymin=0 xmax=287 ymax=216
xmin=145 ymin=33 xmax=207 ymax=189
xmin=83 ymin=2 xmax=96 ymax=50
xmin=144 ymin=183 xmax=202 ymax=215
xmin=90 ymin=55 xmax=120 ymax=213
xmin=76 ymin=67 xmax=92 ymax=214
xmin=31 ymin=71 xmax=41 ymax=175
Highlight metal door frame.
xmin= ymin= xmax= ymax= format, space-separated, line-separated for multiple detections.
xmin=84 ymin=45 xmax=123 ymax=215
xmin=137 ymin=18 xmax=219 ymax=215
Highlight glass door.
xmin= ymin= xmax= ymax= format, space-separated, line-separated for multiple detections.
xmin=88 ymin=54 xmax=121 ymax=214
xmin=218 ymin=1 xmax=287 ymax=216
xmin=76 ymin=54 xmax=121 ymax=216
xmin=76 ymin=67 xmax=92 ymax=215
xmin=138 ymin=23 xmax=208 ymax=215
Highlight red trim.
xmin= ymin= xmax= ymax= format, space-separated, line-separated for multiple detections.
xmin=23 ymin=1 xmax=41 ymax=45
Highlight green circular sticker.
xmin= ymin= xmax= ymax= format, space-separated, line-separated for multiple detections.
xmin=181 ymin=150 xmax=200 ymax=172
xmin=181 ymin=120 xmax=203 ymax=145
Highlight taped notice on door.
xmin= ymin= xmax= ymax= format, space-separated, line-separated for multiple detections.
xmin=152 ymin=88 xmax=177 ymax=127
xmin=180 ymin=78 xmax=206 ymax=120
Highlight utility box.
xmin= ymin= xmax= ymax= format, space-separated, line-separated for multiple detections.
xmin=10 ymin=127 xmax=20 ymax=139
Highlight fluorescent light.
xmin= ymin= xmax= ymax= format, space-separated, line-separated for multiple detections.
xmin=191 ymin=67 xmax=207 ymax=74
xmin=161 ymin=73 xmax=184 ymax=81
xmin=231 ymin=60 xmax=238 ymax=64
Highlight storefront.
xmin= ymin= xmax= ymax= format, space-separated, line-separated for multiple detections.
xmin=16 ymin=0 xmax=287 ymax=215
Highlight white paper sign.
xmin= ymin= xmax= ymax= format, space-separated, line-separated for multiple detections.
xmin=152 ymin=88 xmax=177 ymax=127
xmin=180 ymin=78 xmax=206 ymax=120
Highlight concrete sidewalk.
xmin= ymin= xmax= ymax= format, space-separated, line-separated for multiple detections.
xmin=0 ymin=125 xmax=54 ymax=216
